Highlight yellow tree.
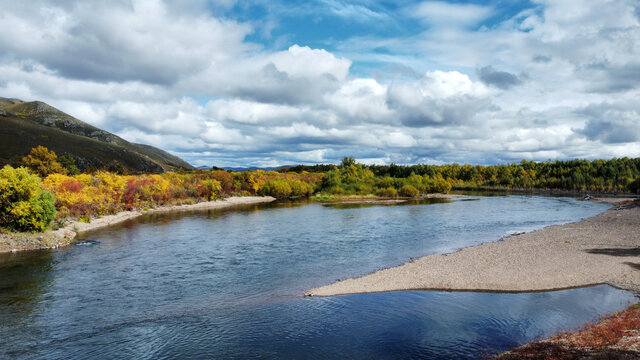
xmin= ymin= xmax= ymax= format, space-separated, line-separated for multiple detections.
xmin=20 ymin=146 xmax=67 ymax=177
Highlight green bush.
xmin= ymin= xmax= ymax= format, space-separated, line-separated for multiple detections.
xmin=432 ymin=175 xmax=452 ymax=193
xmin=376 ymin=187 xmax=398 ymax=197
xmin=289 ymin=180 xmax=313 ymax=197
xmin=399 ymin=184 xmax=420 ymax=197
xmin=0 ymin=165 xmax=57 ymax=232
xmin=58 ymin=154 xmax=81 ymax=175
xmin=260 ymin=179 xmax=292 ymax=198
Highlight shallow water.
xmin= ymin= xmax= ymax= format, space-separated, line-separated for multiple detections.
xmin=0 ymin=196 xmax=635 ymax=359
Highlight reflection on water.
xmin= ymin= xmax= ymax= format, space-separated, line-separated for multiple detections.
xmin=0 ymin=196 xmax=634 ymax=359
xmin=323 ymin=197 xmax=450 ymax=209
xmin=0 ymin=251 xmax=54 ymax=309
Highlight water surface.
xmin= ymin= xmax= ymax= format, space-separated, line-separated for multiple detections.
xmin=0 ymin=196 xmax=635 ymax=359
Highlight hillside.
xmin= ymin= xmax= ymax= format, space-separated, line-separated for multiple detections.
xmin=0 ymin=97 xmax=193 ymax=172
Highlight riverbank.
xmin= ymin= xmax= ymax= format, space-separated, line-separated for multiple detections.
xmin=312 ymin=193 xmax=462 ymax=205
xmin=0 ymin=196 xmax=276 ymax=253
xmin=452 ymin=186 xmax=637 ymax=198
xmin=496 ymin=303 xmax=640 ymax=358
xmin=306 ymin=198 xmax=640 ymax=296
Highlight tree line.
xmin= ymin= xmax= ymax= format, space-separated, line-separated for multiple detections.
xmin=2 ymin=148 xmax=639 ymax=233
xmin=283 ymin=157 xmax=640 ymax=193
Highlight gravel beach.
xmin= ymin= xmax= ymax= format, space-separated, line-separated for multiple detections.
xmin=306 ymin=199 xmax=640 ymax=296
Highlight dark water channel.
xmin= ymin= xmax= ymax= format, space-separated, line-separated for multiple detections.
xmin=0 ymin=196 xmax=635 ymax=359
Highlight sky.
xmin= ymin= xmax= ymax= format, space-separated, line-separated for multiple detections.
xmin=1 ymin=0 xmax=639 ymax=168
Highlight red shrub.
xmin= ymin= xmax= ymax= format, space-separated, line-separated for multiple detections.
xmin=60 ymin=179 xmax=83 ymax=193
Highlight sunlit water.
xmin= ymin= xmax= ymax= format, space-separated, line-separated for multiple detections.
xmin=0 ymin=196 xmax=635 ymax=359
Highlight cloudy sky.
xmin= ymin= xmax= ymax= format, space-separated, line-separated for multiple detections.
xmin=1 ymin=0 xmax=639 ymax=167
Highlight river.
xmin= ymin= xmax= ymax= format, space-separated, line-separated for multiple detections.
xmin=0 ymin=195 xmax=635 ymax=359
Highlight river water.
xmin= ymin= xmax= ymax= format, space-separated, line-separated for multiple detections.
xmin=0 ymin=196 xmax=635 ymax=359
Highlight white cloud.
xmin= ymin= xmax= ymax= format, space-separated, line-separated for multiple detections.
xmin=0 ymin=0 xmax=639 ymax=167
xmin=273 ymin=149 xmax=328 ymax=163
xmin=207 ymin=99 xmax=305 ymax=125
xmin=0 ymin=0 xmax=253 ymax=84
xmin=387 ymin=71 xmax=491 ymax=127
xmin=270 ymin=45 xmax=351 ymax=82
xmin=324 ymin=78 xmax=392 ymax=122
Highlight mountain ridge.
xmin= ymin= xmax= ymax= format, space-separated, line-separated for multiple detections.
xmin=0 ymin=97 xmax=193 ymax=173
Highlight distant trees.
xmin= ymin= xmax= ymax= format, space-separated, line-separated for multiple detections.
xmin=364 ymin=158 xmax=640 ymax=193
xmin=340 ymin=156 xmax=356 ymax=168
xmin=5 ymin=145 xmax=640 ymax=236
xmin=628 ymin=177 xmax=640 ymax=194
xmin=260 ymin=178 xmax=313 ymax=198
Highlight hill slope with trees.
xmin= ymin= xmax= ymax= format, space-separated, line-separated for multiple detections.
xmin=0 ymin=97 xmax=192 ymax=173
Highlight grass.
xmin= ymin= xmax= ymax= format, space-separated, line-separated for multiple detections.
xmin=312 ymin=194 xmax=383 ymax=202
xmin=555 ymin=303 xmax=640 ymax=348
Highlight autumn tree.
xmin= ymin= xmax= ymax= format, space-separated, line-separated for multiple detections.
xmin=20 ymin=146 xmax=67 ymax=177
xmin=0 ymin=165 xmax=57 ymax=232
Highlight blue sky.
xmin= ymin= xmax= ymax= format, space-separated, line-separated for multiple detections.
xmin=1 ymin=0 xmax=639 ymax=167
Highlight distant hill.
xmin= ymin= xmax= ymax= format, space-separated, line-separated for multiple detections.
xmin=0 ymin=97 xmax=193 ymax=172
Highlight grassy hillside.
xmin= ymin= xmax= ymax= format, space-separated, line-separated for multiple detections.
xmin=0 ymin=97 xmax=193 ymax=172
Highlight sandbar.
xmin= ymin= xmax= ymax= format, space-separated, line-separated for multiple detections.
xmin=306 ymin=199 xmax=640 ymax=296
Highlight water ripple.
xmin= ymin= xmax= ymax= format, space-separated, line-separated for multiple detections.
xmin=0 ymin=196 xmax=632 ymax=359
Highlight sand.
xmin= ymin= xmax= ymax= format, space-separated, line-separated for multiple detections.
xmin=0 ymin=196 xmax=276 ymax=253
xmin=306 ymin=199 xmax=640 ymax=296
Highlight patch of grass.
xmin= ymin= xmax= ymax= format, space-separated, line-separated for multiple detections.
xmin=78 ymin=216 xmax=91 ymax=223
xmin=313 ymin=194 xmax=382 ymax=202
xmin=313 ymin=195 xmax=336 ymax=202
xmin=558 ymin=303 xmax=640 ymax=348
xmin=51 ymin=219 xmax=67 ymax=230
xmin=497 ymin=303 xmax=640 ymax=358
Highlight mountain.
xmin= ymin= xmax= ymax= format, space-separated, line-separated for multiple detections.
xmin=0 ymin=97 xmax=193 ymax=172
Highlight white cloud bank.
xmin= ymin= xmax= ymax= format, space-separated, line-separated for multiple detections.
xmin=0 ymin=0 xmax=639 ymax=167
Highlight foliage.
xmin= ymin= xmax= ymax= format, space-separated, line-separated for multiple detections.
xmin=368 ymin=158 xmax=640 ymax=192
xmin=376 ymin=187 xmax=398 ymax=197
xmin=340 ymin=156 xmax=356 ymax=168
xmin=260 ymin=179 xmax=292 ymax=198
xmin=399 ymin=184 xmax=420 ymax=197
xmin=58 ymin=154 xmax=81 ymax=175
xmin=210 ymin=170 xmax=234 ymax=195
xmin=628 ymin=177 xmax=640 ymax=194
xmin=19 ymin=146 xmax=67 ymax=177
xmin=0 ymin=165 xmax=56 ymax=232
xmin=199 ymin=179 xmax=222 ymax=201
xmin=7 ymin=152 xmax=639 ymax=232
xmin=260 ymin=178 xmax=313 ymax=198
xmin=40 ymin=169 xmax=322 ymax=219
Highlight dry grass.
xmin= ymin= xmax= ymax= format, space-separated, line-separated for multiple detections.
xmin=555 ymin=304 xmax=640 ymax=350
xmin=496 ymin=303 xmax=640 ymax=359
